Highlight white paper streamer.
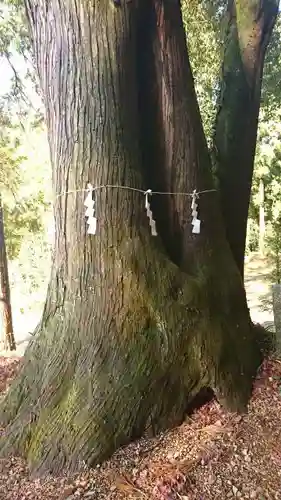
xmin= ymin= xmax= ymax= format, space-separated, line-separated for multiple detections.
xmin=84 ymin=183 xmax=97 ymax=235
xmin=144 ymin=189 xmax=157 ymax=236
xmin=191 ymin=189 xmax=201 ymax=234
xmin=192 ymin=219 xmax=201 ymax=234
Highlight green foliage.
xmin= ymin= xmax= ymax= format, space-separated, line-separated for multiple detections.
xmin=9 ymin=230 xmax=51 ymax=333
xmin=0 ymin=109 xmax=51 ymax=259
xmin=0 ymin=0 xmax=50 ymax=262
xmin=266 ymin=222 xmax=281 ymax=284
xmin=252 ymin=117 xmax=281 ymax=211
xmin=0 ymin=2 xmax=51 ymax=341
xmin=4 ymin=194 xmax=48 ymax=258
xmin=246 ymin=219 xmax=259 ymax=254
xmin=181 ymin=0 xmax=226 ymax=142
xmin=261 ymin=16 xmax=281 ymax=117
xmin=0 ymin=1 xmax=28 ymax=56
xmin=182 ymin=2 xmax=281 ymax=272
xmin=0 ymin=0 xmax=32 ymax=106
xmin=246 ymin=14 xmax=281 ymax=266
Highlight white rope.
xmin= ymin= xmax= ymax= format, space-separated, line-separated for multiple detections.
xmin=56 ymin=184 xmax=216 ymax=198
xmin=56 ymin=184 xmax=216 ymax=237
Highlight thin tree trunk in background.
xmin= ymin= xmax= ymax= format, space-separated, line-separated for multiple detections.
xmin=0 ymin=196 xmax=16 ymax=351
xmin=272 ymin=284 xmax=281 ymax=358
xmin=213 ymin=0 xmax=278 ymax=277
xmin=259 ymin=178 xmax=265 ymax=255
xmin=0 ymin=0 xmax=261 ymax=474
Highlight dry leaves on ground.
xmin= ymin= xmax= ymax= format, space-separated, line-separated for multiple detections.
xmin=0 ymin=357 xmax=281 ymax=499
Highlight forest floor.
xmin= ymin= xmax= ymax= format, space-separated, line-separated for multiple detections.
xmin=0 ymin=253 xmax=280 ymax=499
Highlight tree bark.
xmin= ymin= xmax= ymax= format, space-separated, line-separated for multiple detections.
xmin=0 ymin=0 xmax=261 ymax=475
xmin=213 ymin=0 xmax=278 ymax=277
xmin=138 ymin=0 xmax=222 ymax=270
xmin=0 ymin=195 xmax=16 ymax=351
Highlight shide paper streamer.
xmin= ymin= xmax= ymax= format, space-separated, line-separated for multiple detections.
xmin=81 ymin=185 xmax=213 ymax=237
xmin=84 ymin=183 xmax=97 ymax=235
xmin=191 ymin=189 xmax=201 ymax=234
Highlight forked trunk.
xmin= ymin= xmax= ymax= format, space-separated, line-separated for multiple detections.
xmin=213 ymin=0 xmax=278 ymax=277
xmin=0 ymin=0 xmax=261 ymax=475
xmin=0 ymin=196 xmax=16 ymax=351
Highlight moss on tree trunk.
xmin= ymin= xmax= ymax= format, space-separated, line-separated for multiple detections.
xmin=0 ymin=0 xmax=261 ymax=475
xmin=213 ymin=0 xmax=278 ymax=277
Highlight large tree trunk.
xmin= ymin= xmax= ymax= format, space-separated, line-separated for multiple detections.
xmin=0 ymin=195 xmax=16 ymax=351
xmin=213 ymin=0 xmax=278 ymax=277
xmin=0 ymin=0 xmax=261 ymax=475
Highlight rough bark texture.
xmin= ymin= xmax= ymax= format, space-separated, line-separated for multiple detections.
xmin=0 ymin=0 xmax=261 ymax=475
xmin=0 ymin=196 xmax=16 ymax=351
xmin=213 ymin=0 xmax=278 ymax=277
xmin=138 ymin=0 xmax=222 ymax=270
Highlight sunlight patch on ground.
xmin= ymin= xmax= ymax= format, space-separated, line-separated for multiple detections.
xmin=244 ymin=253 xmax=274 ymax=329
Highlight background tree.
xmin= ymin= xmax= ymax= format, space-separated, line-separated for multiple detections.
xmin=0 ymin=194 xmax=16 ymax=351
xmin=0 ymin=0 xmax=264 ymax=475
xmin=0 ymin=103 xmax=50 ymax=345
xmin=0 ymin=0 xmax=51 ymax=342
xmin=182 ymin=1 xmax=279 ymax=274
xmin=0 ymin=114 xmax=24 ymax=352
xmin=247 ymin=15 xmax=281 ymax=257
xmin=213 ymin=0 xmax=279 ymax=277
